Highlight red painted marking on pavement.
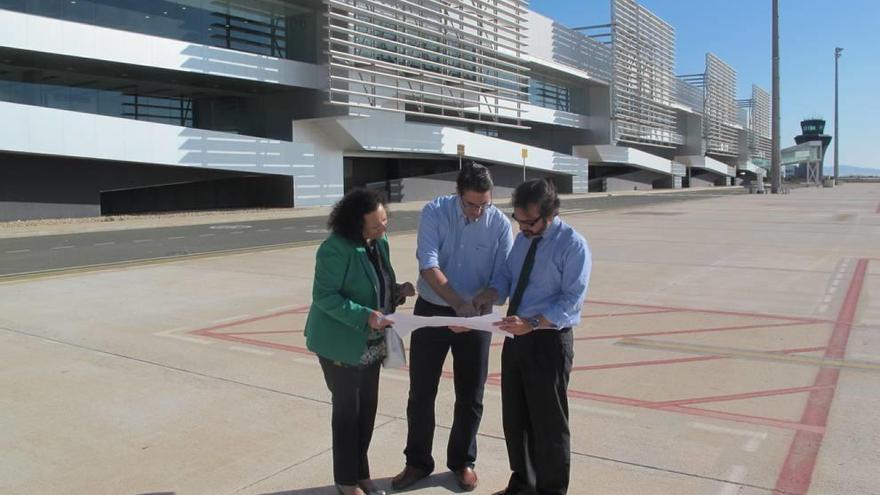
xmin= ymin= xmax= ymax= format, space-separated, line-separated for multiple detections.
xmin=649 ymin=384 xmax=835 ymax=409
xmin=662 ymin=405 xmax=826 ymax=434
xmin=569 ymin=346 xmax=826 ymax=372
xmin=223 ymin=329 xmax=304 ymax=336
xmin=195 ymin=331 xmax=312 ymax=355
xmin=587 ymin=299 xmax=832 ymax=324
xmin=582 ymin=309 xmax=678 ymax=318
xmin=575 ymin=320 xmax=814 ymax=342
xmin=775 ymin=258 xmax=868 ymax=495
xmin=191 ymin=305 xmax=311 ymax=335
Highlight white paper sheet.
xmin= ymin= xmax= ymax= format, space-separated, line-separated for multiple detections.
xmin=382 ymin=311 xmax=512 ymax=339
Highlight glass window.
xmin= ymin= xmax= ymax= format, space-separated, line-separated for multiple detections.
xmin=529 ymin=77 xmax=571 ymax=112
xmin=3 ymin=0 xmax=316 ymax=62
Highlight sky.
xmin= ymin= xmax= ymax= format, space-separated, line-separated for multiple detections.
xmin=529 ymin=0 xmax=880 ymax=168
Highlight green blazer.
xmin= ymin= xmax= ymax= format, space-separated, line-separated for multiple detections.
xmin=305 ymin=233 xmax=398 ymax=365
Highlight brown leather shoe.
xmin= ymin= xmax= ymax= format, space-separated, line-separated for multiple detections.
xmin=454 ymin=467 xmax=478 ymax=491
xmin=391 ymin=466 xmax=430 ymax=490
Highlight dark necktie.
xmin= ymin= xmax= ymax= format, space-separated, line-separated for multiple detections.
xmin=507 ymin=237 xmax=542 ymax=317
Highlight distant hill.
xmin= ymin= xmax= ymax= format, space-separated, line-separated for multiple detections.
xmin=823 ymin=165 xmax=880 ymax=177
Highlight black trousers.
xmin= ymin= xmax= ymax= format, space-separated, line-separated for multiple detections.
xmin=319 ymin=357 xmax=381 ymax=485
xmin=501 ymin=328 xmax=574 ymax=495
xmin=404 ymin=297 xmax=492 ymax=472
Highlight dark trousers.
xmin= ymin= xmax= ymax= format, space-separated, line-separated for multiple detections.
xmin=404 ymin=297 xmax=492 ymax=472
xmin=501 ymin=329 xmax=574 ymax=495
xmin=319 ymin=357 xmax=381 ymax=485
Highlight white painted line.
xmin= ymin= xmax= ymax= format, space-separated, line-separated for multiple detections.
xmin=133 ymin=239 xmax=153 ymax=243
xmin=199 ymin=233 xmax=216 ymax=237
xmin=743 ymin=435 xmax=765 ymax=452
xmin=5 ymin=249 xmax=30 ymax=254
xmin=165 ymin=334 xmax=214 ymax=345
xmin=167 ymin=236 xmax=185 ymax=240
xmin=690 ymin=422 xmax=767 ymax=439
xmin=834 ymin=273 xmax=844 ymax=280
xmin=229 ymin=231 xmax=244 ymax=235
xmin=228 ymin=345 xmax=274 ymax=356
xmin=94 ymin=242 xmax=115 ymax=246
xmin=269 ymin=304 xmax=304 ymax=311
xmin=51 ymin=245 xmax=74 ymax=250
xmin=569 ymin=403 xmax=637 ymax=419
xmin=256 ymin=229 xmax=271 ymax=232
xmin=282 ymin=226 xmax=296 ymax=230
xmin=716 ymin=465 xmax=748 ymax=495
xmin=823 ymin=295 xmax=834 ymax=303
xmin=212 ymin=314 xmax=252 ymax=324
xmin=818 ymin=304 xmax=829 ymax=313
xmin=153 ymin=327 xmax=214 ymax=345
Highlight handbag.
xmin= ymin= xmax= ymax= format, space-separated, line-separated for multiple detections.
xmin=383 ymin=327 xmax=407 ymax=369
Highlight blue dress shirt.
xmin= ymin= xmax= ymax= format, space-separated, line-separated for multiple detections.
xmin=492 ymin=216 xmax=591 ymax=328
xmin=416 ymin=194 xmax=513 ymax=306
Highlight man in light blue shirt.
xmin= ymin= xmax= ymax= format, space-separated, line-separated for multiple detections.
xmin=492 ymin=179 xmax=591 ymax=495
xmin=392 ymin=163 xmax=513 ymax=492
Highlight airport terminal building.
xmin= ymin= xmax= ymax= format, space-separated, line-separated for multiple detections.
xmin=0 ymin=0 xmax=771 ymax=220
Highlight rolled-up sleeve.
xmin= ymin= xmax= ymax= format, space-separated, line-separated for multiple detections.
xmin=416 ymin=202 xmax=441 ymax=271
xmin=543 ymin=238 xmax=592 ymax=327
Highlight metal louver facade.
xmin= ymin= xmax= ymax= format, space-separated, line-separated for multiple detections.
xmin=611 ymin=0 xmax=680 ymax=147
xmin=325 ymin=0 xmax=530 ymax=128
xmin=704 ymin=53 xmax=739 ymax=156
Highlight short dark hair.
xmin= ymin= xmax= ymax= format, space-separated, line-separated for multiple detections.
xmin=327 ymin=188 xmax=387 ymax=243
xmin=512 ymin=179 xmax=560 ymax=218
xmin=456 ymin=162 xmax=494 ymax=195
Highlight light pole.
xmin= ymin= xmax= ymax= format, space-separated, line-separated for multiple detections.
xmin=834 ymin=47 xmax=843 ymax=185
xmin=770 ymin=0 xmax=781 ymax=193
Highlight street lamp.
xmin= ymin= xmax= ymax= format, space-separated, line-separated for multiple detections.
xmin=770 ymin=0 xmax=782 ymax=193
xmin=834 ymin=47 xmax=843 ymax=185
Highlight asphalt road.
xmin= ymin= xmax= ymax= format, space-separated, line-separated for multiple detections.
xmin=0 ymin=189 xmax=745 ymax=278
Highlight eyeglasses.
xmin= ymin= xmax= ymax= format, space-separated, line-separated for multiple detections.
xmin=510 ymin=213 xmax=543 ymax=227
xmin=462 ymin=200 xmax=492 ymax=212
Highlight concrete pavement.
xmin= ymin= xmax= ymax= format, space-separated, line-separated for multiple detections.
xmin=1 ymin=184 xmax=878 ymax=494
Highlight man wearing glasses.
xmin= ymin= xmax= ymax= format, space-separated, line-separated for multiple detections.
xmin=392 ymin=163 xmax=513 ymax=492
xmin=490 ymin=179 xmax=591 ymax=495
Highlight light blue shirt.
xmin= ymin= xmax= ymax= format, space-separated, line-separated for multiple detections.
xmin=492 ymin=216 xmax=591 ymax=328
xmin=416 ymin=194 xmax=513 ymax=306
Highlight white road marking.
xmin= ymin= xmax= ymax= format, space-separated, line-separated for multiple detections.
xmin=690 ymin=422 xmax=766 ymax=439
xmin=51 ymin=245 xmax=74 ymax=250
xmin=153 ymin=327 xmax=214 ymax=345
xmin=5 ymin=249 xmax=30 ymax=254
xmin=133 ymin=239 xmax=153 ymax=243
xmin=569 ymin=403 xmax=636 ymax=419
xmin=743 ymin=435 xmax=765 ymax=452
xmin=282 ymin=226 xmax=296 ymax=230
xmin=256 ymin=229 xmax=270 ymax=232
xmin=228 ymin=345 xmax=274 ymax=356
xmin=229 ymin=231 xmax=244 ymax=235
xmin=818 ymin=304 xmax=829 ymax=313
xmin=212 ymin=314 xmax=252 ymax=324
xmin=823 ymin=295 xmax=834 ymax=303
xmin=94 ymin=242 xmax=115 ymax=246
xmin=716 ymin=465 xmax=748 ymax=495
xmin=199 ymin=233 xmax=216 ymax=237
xmin=167 ymin=236 xmax=185 ymax=240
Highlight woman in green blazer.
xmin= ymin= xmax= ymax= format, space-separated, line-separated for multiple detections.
xmin=305 ymin=188 xmax=415 ymax=495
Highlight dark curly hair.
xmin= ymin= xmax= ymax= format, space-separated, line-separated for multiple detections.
xmin=456 ymin=162 xmax=494 ymax=195
xmin=327 ymin=188 xmax=388 ymax=243
xmin=512 ymin=178 xmax=559 ymax=218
